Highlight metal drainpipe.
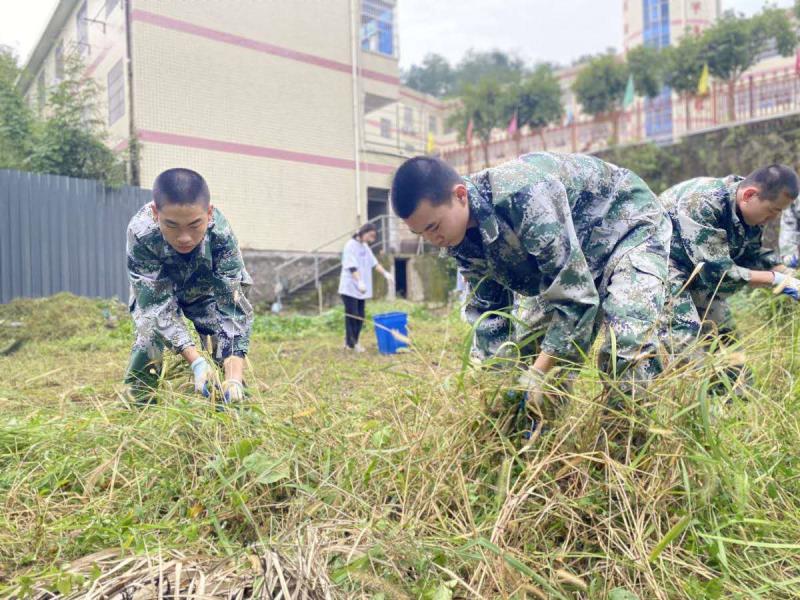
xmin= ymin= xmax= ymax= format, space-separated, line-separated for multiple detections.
xmin=124 ymin=0 xmax=140 ymax=185
xmin=349 ymin=0 xmax=362 ymax=225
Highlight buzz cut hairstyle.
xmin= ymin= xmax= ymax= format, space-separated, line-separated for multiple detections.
xmin=153 ymin=168 xmax=211 ymax=209
xmin=743 ymin=164 xmax=800 ymax=202
xmin=391 ymin=156 xmax=462 ymax=219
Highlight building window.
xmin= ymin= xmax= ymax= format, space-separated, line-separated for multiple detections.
xmin=54 ymin=41 xmax=64 ymax=82
xmin=107 ymin=60 xmax=125 ymax=125
xmin=37 ymin=71 xmax=46 ymax=113
xmin=361 ymin=0 xmax=395 ymax=57
xmin=642 ymin=0 xmax=673 ymax=138
xmin=642 ymin=0 xmax=670 ymax=50
xmin=428 ymin=115 xmax=437 ymax=134
xmin=106 ymin=0 xmax=120 ymax=16
xmin=402 ymin=107 xmax=414 ymax=134
xmin=380 ymin=118 xmax=391 ymax=138
xmin=76 ymin=1 xmax=89 ymax=55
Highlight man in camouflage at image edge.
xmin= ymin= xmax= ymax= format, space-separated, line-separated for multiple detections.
xmin=780 ymin=196 xmax=800 ymax=261
xmin=452 ymin=152 xmax=671 ymax=381
xmin=659 ymin=175 xmax=781 ymax=349
xmin=124 ymin=204 xmax=253 ymax=395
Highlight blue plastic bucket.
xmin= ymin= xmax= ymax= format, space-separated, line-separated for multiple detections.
xmin=373 ymin=311 xmax=409 ymax=355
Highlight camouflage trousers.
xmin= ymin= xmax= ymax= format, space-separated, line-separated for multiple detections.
xmin=508 ymin=242 xmax=668 ymax=384
xmin=660 ymin=262 xmax=738 ymax=355
xmin=124 ymin=296 xmax=228 ymax=401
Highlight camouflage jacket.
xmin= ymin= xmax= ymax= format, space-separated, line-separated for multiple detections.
xmin=127 ymin=204 xmax=253 ymax=357
xmin=449 ymin=152 xmax=669 ymax=361
xmin=660 ymin=175 xmax=780 ymax=295
xmin=780 ymin=196 xmax=800 ymax=258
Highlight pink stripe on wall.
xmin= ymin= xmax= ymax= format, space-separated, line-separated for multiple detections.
xmin=131 ymin=9 xmax=400 ymax=86
xmin=84 ymin=25 xmax=127 ymax=77
xmin=137 ymin=129 xmax=396 ymax=174
xmin=399 ymin=89 xmax=444 ymax=109
xmin=84 ymin=44 xmax=113 ymax=77
xmin=625 ymin=18 xmax=710 ymax=42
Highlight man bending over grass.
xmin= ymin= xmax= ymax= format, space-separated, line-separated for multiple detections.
xmin=124 ymin=168 xmax=253 ymax=405
xmin=660 ymin=165 xmax=800 ymax=356
xmin=391 ymin=153 xmax=672 ymax=411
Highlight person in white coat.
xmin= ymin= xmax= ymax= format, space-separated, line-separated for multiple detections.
xmin=338 ymin=223 xmax=394 ymax=351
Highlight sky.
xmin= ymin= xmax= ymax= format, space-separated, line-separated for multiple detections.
xmin=0 ymin=0 xmax=795 ymax=70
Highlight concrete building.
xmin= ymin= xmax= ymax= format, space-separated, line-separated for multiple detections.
xmin=18 ymin=0 xmax=459 ymax=302
xmin=623 ymin=0 xmax=720 ymax=51
xmin=18 ymin=0 xmax=447 ymax=253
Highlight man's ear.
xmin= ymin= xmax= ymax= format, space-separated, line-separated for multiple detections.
xmin=150 ymin=201 xmax=159 ymax=220
xmin=741 ymin=186 xmax=759 ymax=202
xmin=207 ymin=203 xmax=214 ymax=218
xmin=454 ymin=183 xmax=468 ymax=206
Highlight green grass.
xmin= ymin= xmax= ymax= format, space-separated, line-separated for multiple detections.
xmin=0 ymin=292 xmax=799 ymax=598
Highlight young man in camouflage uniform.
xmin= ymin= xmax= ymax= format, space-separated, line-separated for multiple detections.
xmin=390 ymin=153 xmax=672 ymax=406
xmin=779 ymin=195 xmax=800 ymax=267
xmin=124 ymin=168 xmax=253 ymax=405
xmin=659 ymin=164 xmax=800 ymax=354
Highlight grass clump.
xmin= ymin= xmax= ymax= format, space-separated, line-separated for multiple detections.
xmin=0 ymin=291 xmax=799 ymax=598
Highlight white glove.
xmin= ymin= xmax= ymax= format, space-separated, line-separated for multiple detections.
xmin=517 ymin=367 xmax=562 ymax=415
xmin=383 ymin=271 xmax=395 ymax=283
xmin=190 ymin=356 xmax=211 ymax=396
xmin=518 ymin=367 xmax=547 ymax=396
xmin=774 ymin=271 xmax=800 ymax=300
xmin=467 ymin=354 xmax=483 ymax=369
xmin=783 ymin=255 xmax=799 ymax=268
xmin=357 ymin=281 xmax=367 ymax=294
xmin=222 ymin=380 xmax=244 ymax=402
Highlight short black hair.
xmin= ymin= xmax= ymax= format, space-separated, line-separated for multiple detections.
xmin=153 ymin=168 xmax=210 ymax=209
xmin=355 ymin=222 xmax=377 ymax=239
xmin=742 ymin=164 xmax=800 ymax=202
xmin=391 ymin=156 xmax=462 ymax=218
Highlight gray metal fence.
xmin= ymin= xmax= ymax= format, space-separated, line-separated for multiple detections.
xmin=0 ymin=169 xmax=151 ymax=304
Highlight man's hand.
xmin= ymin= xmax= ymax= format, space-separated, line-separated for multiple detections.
xmin=222 ymin=379 xmax=244 ymax=403
xmin=383 ymin=271 xmax=395 ymax=284
xmin=191 ymin=356 xmax=211 ymax=396
xmin=773 ymin=271 xmax=800 ymax=300
xmin=357 ymin=281 xmax=367 ymax=294
xmin=518 ymin=367 xmax=549 ymax=409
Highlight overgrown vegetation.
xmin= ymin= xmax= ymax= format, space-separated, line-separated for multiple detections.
xmin=0 ymin=46 xmax=128 ymax=185
xmin=1 ymin=291 xmax=800 ymax=598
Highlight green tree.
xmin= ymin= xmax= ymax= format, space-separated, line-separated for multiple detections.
xmin=446 ymin=77 xmax=506 ymax=168
xmin=27 ymin=53 xmax=126 ymax=185
xmin=506 ymin=64 xmax=563 ymax=151
xmin=663 ymin=32 xmax=706 ymax=131
xmin=572 ymin=53 xmax=629 ymax=144
xmin=701 ymin=8 xmax=797 ymax=121
xmin=402 ymin=53 xmax=455 ymax=97
xmin=453 ymin=49 xmax=525 ymax=95
xmin=0 ymin=46 xmax=33 ymax=169
xmin=626 ymin=45 xmax=664 ymax=99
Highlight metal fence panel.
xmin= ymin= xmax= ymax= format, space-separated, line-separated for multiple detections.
xmin=0 ymin=169 xmax=151 ymax=304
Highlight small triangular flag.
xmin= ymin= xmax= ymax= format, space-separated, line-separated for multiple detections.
xmin=507 ymin=110 xmax=518 ymax=136
xmin=623 ymin=74 xmax=635 ymax=109
xmin=697 ymin=63 xmax=710 ymax=96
